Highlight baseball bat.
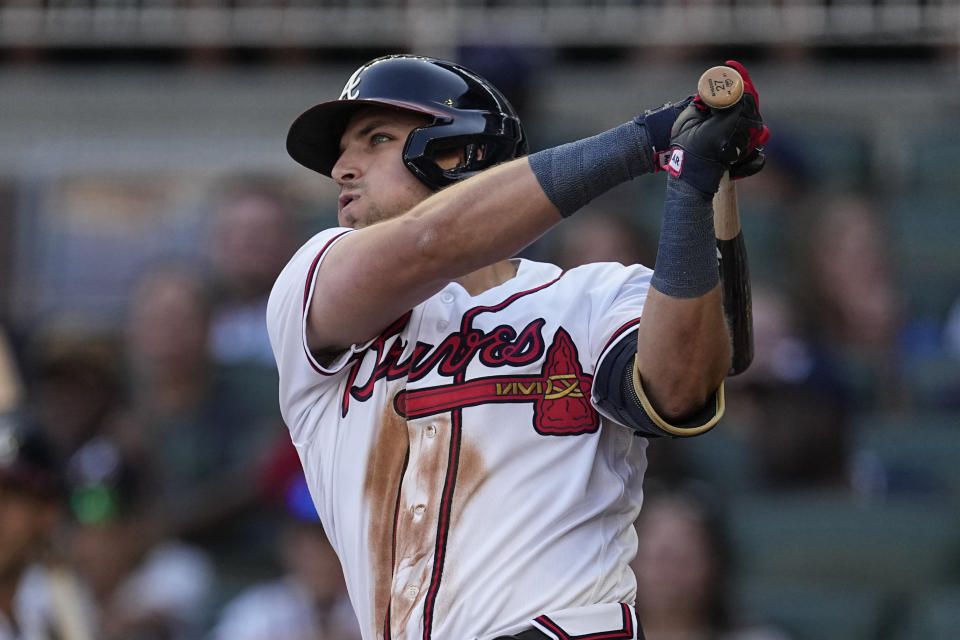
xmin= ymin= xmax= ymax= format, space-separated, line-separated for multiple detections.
xmin=713 ymin=173 xmax=753 ymax=375
xmin=698 ymin=65 xmax=753 ymax=375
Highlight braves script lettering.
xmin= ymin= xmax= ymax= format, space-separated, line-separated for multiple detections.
xmin=340 ymin=314 xmax=547 ymax=417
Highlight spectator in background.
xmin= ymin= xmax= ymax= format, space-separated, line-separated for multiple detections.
xmin=23 ymin=322 xmax=121 ymax=462
xmin=206 ymin=181 xmax=299 ymax=367
xmin=726 ymin=286 xmax=852 ymax=492
xmin=0 ymin=414 xmax=99 ymax=640
xmin=796 ymin=193 xmax=905 ymax=410
xmin=209 ymin=449 xmax=360 ymax=640
xmin=725 ymin=285 xmax=949 ymax=499
xmin=632 ymin=489 xmax=790 ymax=640
xmin=735 ymin=372 xmax=850 ymax=491
xmin=108 ymin=262 xmax=283 ymax=587
xmin=67 ymin=437 xmax=214 ymax=640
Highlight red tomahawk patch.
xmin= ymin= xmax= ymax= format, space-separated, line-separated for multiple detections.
xmin=394 ymin=328 xmax=599 ymax=436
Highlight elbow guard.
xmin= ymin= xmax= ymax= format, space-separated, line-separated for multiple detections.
xmin=593 ymin=331 xmax=724 ymax=438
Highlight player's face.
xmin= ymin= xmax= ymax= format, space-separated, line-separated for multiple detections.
xmin=332 ymin=107 xmax=435 ymax=229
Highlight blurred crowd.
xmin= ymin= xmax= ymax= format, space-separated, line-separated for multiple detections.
xmin=1 ymin=107 xmax=959 ymax=640
xmin=0 ymin=182 xmax=362 ymax=640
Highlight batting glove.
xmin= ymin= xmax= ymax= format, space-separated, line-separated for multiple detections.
xmin=633 ymin=96 xmax=694 ymax=172
xmin=729 ymin=148 xmax=766 ymax=180
xmin=667 ymin=62 xmax=768 ymax=194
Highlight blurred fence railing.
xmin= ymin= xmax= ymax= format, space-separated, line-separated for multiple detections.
xmin=0 ymin=1 xmax=957 ymax=49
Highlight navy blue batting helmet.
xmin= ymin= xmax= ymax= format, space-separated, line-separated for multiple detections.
xmin=286 ymin=55 xmax=528 ymax=190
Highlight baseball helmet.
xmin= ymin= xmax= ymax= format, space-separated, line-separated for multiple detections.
xmin=286 ymin=54 xmax=528 ymax=190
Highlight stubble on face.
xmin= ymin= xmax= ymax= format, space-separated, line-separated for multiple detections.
xmin=345 ymin=179 xmax=429 ymax=230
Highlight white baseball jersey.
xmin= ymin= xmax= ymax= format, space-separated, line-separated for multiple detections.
xmin=267 ymin=227 xmax=656 ymax=640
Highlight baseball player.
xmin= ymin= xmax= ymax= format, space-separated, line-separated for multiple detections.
xmin=267 ymin=55 xmax=768 ymax=640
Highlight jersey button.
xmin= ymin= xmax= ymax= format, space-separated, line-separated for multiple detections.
xmin=440 ymin=292 xmax=454 ymax=304
xmin=437 ymin=320 xmax=448 ymax=331
xmin=413 ymin=504 xmax=426 ymax=516
xmin=424 ymin=424 xmax=436 ymax=438
xmin=405 ymin=585 xmax=419 ymax=599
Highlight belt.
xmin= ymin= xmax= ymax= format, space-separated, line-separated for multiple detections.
xmin=490 ymin=603 xmax=644 ymax=640
xmin=493 ymin=621 xmax=645 ymax=640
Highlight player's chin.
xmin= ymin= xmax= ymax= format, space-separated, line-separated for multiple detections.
xmin=337 ymin=209 xmax=360 ymax=229
xmin=353 ymin=209 xmax=401 ymax=230
xmin=340 ymin=202 xmax=381 ymax=229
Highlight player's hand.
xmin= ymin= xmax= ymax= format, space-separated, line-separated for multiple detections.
xmin=666 ymin=99 xmax=753 ymax=194
xmin=633 ymin=96 xmax=694 ymax=171
xmin=666 ymin=62 xmax=768 ymax=194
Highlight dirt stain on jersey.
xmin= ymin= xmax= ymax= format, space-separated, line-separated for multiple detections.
xmin=387 ymin=414 xmax=449 ymax=635
xmin=363 ymin=392 xmax=410 ymax=636
xmin=395 ymin=415 xmax=449 ymax=563
xmin=389 ymin=418 xmax=490 ymax=636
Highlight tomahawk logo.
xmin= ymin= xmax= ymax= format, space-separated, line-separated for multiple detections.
xmin=394 ymin=328 xmax=599 ymax=436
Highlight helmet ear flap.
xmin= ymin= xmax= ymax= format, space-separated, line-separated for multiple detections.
xmin=404 ymin=134 xmax=497 ymax=190
xmin=402 ymin=107 xmax=525 ymax=190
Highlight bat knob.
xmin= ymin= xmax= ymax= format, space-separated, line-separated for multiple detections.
xmin=698 ymin=66 xmax=744 ymax=109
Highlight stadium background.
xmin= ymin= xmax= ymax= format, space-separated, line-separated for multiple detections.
xmin=1 ymin=2 xmax=959 ymax=639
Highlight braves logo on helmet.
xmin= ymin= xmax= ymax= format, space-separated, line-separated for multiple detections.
xmin=340 ymin=67 xmax=362 ymax=101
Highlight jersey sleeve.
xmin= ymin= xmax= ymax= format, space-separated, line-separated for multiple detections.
xmin=266 ymin=227 xmax=374 ymax=440
xmin=580 ymin=261 xmax=653 ymax=368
